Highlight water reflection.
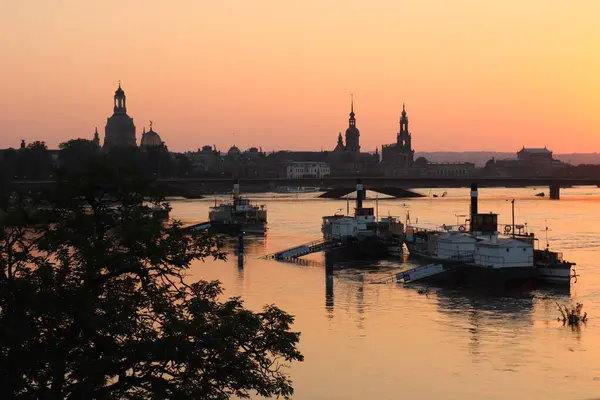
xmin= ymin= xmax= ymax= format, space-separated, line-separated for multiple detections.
xmin=325 ymin=254 xmax=334 ymax=318
xmin=431 ymin=286 xmax=571 ymax=363
xmin=220 ymin=234 xmax=267 ymax=280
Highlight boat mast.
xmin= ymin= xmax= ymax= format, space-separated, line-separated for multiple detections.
xmin=545 ymin=219 xmax=550 ymax=249
xmin=346 ymin=196 xmax=349 ymax=215
xmin=510 ymin=198 xmax=515 ymax=238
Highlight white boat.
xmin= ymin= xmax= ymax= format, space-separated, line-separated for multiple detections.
xmin=404 ymin=184 xmax=537 ymax=288
xmin=405 ymin=184 xmax=577 ymax=287
xmin=534 ymin=249 xmax=576 ymax=284
xmin=321 ymin=180 xmax=404 ymax=259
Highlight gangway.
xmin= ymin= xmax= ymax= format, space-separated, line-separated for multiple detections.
xmin=371 ymin=263 xmax=448 ymax=284
xmin=262 ymin=239 xmax=344 ymax=260
xmin=181 ymin=221 xmax=211 ymax=233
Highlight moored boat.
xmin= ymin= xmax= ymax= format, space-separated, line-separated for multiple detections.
xmin=208 ymin=179 xmax=267 ymax=235
xmin=404 ymin=184 xmax=538 ymax=288
xmin=534 ymin=248 xmax=576 ymax=284
xmin=321 ymin=180 xmax=404 ymax=260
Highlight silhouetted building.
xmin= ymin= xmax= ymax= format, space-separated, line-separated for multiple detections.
xmin=186 ymin=145 xmax=222 ymax=172
xmin=104 ymin=83 xmax=136 ymax=150
xmin=517 ymin=147 xmax=553 ymax=163
xmin=381 ymin=104 xmax=414 ymax=168
xmin=140 ymin=122 xmax=165 ymax=148
xmin=92 ymin=127 xmax=100 ymax=147
xmin=344 ymin=96 xmax=360 ymax=153
xmin=333 ymin=132 xmax=345 ymax=152
xmin=484 ymin=146 xmax=563 ymax=177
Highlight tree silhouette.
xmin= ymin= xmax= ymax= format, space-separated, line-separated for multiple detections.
xmin=0 ymin=153 xmax=303 ymax=399
xmin=414 ymin=156 xmax=429 ymax=167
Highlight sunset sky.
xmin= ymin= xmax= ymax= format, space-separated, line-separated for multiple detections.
xmin=0 ymin=0 xmax=598 ymax=153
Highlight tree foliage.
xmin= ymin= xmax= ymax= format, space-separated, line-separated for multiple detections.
xmin=0 ymin=154 xmax=303 ymax=399
xmin=414 ymin=156 xmax=429 ymax=167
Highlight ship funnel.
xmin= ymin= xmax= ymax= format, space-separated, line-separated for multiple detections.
xmin=470 ymin=182 xmax=478 ymax=231
xmin=233 ymin=178 xmax=240 ymax=198
xmin=356 ymin=179 xmax=364 ymax=210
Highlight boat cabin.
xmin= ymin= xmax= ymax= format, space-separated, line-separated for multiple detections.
xmin=355 ymin=207 xmax=376 ymax=223
xmin=471 ymin=213 xmax=498 ymax=234
xmin=474 ymin=237 xmax=533 ymax=268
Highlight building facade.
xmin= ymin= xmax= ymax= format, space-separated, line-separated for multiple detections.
xmin=420 ymin=162 xmax=476 ymax=177
xmin=286 ymin=162 xmax=331 ymax=179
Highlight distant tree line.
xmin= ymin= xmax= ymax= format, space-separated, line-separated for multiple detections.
xmin=0 ymin=139 xmax=196 ymax=182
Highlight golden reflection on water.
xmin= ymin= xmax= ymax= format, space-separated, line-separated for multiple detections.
xmin=170 ymin=187 xmax=600 ymax=399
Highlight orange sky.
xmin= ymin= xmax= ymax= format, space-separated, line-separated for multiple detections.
xmin=0 ymin=0 xmax=598 ymax=153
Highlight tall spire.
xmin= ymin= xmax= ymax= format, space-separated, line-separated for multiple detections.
xmin=93 ymin=127 xmax=100 ymax=146
xmin=348 ymin=94 xmax=356 ymax=127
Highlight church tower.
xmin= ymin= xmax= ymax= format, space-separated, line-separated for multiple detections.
xmin=344 ymin=95 xmax=360 ymax=153
xmin=396 ymin=104 xmax=414 ymax=165
xmin=104 ymin=82 xmax=137 ymax=150
xmin=333 ymin=132 xmax=345 ymax=152
xmin=92 ymin=127 xmax=100 ymax=147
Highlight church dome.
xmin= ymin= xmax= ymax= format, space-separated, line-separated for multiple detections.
xmin=115 ymin=85 xmax=125 ymax=96
xmin=140 ymin=127 xmax=163 ymax=147
xmin=227 ymin=145 xmax=241 ymax=156
xmin=105 ymin=113 xmax=136 ymax=148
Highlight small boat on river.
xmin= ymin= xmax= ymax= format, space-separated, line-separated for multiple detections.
xmin=208 ymin=179 xmax=267 ymax=235
xmin=321 ymin=180 xmax=404 ymax=260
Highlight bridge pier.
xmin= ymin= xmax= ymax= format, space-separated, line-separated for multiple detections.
xmin=549 ymin=184 xmax=560 ymax=200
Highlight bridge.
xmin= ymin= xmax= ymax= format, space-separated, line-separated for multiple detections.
xmin=8 ymin=176 xmax=600 ymax=199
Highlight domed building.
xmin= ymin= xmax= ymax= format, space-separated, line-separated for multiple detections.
xmin=103 ymin=83 xmax=137 ymax=150
xmin=140 ymin=122 xmax=165 ymax=148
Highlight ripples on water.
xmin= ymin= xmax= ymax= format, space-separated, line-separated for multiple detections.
xmin=171 ymin=187 xmax=600 ymax=399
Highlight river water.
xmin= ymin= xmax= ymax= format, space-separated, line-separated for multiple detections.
xmin=170 ymin=187 xmax=600 ymax=400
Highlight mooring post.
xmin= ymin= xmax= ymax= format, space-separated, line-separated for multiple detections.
xmin=325 ymin=253 xmax=334 ymax=314
xmin=237 ymin=231 xmax=244 ymax=269
xmin=549 ymin=183 xmax=560 ymax=200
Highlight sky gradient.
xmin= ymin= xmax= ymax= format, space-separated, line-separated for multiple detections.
xmin=0 ymin=0 xmax=598 ymax=153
